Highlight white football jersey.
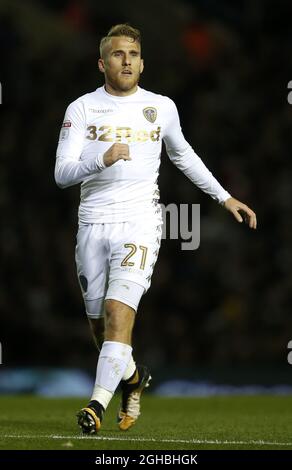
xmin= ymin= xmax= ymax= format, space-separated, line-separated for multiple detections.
xmin=55 ymin=86 xmax=231 ymax=223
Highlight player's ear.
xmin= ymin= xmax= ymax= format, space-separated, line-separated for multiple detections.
xmin=98 ymin=58 xmax=105 ymax=73
xmin=140 ymin=59 xmax=144 ymax=74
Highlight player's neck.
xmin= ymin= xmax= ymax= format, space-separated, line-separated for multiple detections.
xmin=104 ymin=83 xmax=138 ymax=97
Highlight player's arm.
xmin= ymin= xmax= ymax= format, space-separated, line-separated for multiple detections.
xmin=55 ymin=101 xmax=130 ymax=189
xmin=163 ymin=99 xmax=257 ymax=229
xmin=55 ymin=100 xmax=104 ymax=188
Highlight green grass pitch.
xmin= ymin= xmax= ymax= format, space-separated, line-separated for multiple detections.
xmin=1 ymin=395 xmax=292 ymax=450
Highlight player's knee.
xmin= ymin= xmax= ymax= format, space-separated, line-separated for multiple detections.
xmin=105 ymin=299 xmax=120 ymax=314
xmin=104 ymin=300 xmax=134 ymax=335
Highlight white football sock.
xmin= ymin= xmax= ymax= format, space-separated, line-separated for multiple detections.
xmin=91 ymin=341 xmax=132 ymax=410
xmin=122 ymin=355 xmax=136 ymax=381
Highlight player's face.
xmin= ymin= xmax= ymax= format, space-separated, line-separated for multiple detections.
xmin=98 ymin=36 xmax=144 ymax=95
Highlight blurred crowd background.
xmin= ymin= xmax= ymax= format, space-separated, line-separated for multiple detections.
xmin=1 ymin=0 xmax=292 ymax=382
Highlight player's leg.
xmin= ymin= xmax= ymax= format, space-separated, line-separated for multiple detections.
xmin=88 ymin=280 xmax=151 ymax=431
xmin=106 ymin=219 xmax=162 ymax=430
xmin=82 ymin=299 xmax=136 ymax=433
xmin=104 ymin=298 xmax=135 ymax=343
xmin=76 ymin=225 xmax=142 ymax=434
xmin=88 ymin=317 xmax=136 ymax=380
xmin=78 ymin=219 xmax=161 ymax=433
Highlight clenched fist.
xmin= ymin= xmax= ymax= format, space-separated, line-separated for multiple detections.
xmin=103 ymin=143 xmax=131 ymax=167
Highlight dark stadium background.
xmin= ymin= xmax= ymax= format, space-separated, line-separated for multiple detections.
xmin=1 ymin=0 xmax=292 ymax=392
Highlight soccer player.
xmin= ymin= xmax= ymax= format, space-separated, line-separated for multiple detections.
xmin=55 ymin=24 xmax=257 ymax=434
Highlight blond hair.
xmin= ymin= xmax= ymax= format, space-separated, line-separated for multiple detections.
xmin=100 ymin=24 xmax=141 ymax=58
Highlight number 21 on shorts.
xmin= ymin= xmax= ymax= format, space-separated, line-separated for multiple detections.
xmin=121 ymin=244 xmax=148 ymax=270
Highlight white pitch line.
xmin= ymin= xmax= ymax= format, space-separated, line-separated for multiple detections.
xmin=2 ymin=435 xmax=292 ymax=447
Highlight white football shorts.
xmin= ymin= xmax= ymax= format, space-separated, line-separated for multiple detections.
xmin=75 ymin=217 xmax=162 ymax=318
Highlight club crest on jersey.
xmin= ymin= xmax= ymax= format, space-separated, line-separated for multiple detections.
xmin=143 ymin=107 xmax=157 ymax=123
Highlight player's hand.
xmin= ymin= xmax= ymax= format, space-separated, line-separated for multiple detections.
xmin=103 ymin=143 xmax=131 ymax=167
xmin=224 ymin=197 xmax=257 ymax=229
